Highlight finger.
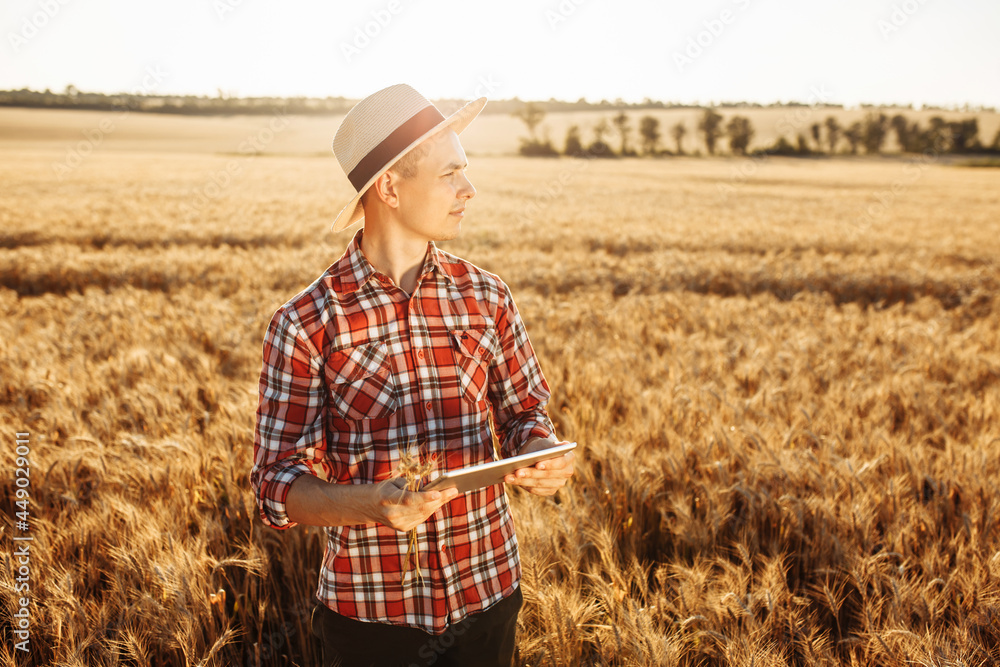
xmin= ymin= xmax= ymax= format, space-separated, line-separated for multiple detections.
xmin=506 ymin=473 xmax=571 ymax=489
xmin=385 ymin=492 xmax=457 ymax=531
xmin=418 ymin=487 xmax=460 ymax=503
xmin=407 ymin=488 xmax=460 ymax=512
xmin=389 ymin=490 xmax=439 ymax=514
xmin=523 ymin=475 xmax=571 ymax=488
xmin=534 ymin=452 xmax=575 ymax=472
xmin=506 ymin=464 xmax=574 ymax=482
xmin=505 ymin=467 xmax=554 ymax=482
xmin=504 ymin=469 xmax=533 ymax=483
xmin=429 ymin=488 xmax=460 ymax=510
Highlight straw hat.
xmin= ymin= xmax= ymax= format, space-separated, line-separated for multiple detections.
xmin=330 ymin=84 xmax=487 ymax=232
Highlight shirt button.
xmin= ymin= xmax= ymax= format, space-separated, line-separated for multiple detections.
xmin=477 ymin=346 xmax=484 ymax=355
xmin=425 ymin=402 xmax=433 ymax=411
xmin=416 ymin=349 xmax=425 ymax=360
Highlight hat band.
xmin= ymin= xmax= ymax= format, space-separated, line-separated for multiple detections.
xmin=347 ymin=105 xmax=446 ymax=191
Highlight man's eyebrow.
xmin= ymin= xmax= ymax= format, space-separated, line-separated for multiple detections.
xmin=442 ymin=161 xmax=468 ymax=171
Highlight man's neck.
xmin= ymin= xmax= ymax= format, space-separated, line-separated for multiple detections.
xmin=359 ymin=224 xmax=429 ymax=296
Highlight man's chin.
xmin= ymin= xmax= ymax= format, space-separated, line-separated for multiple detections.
xmin=435 ymin=220 xmax=461 ymax=242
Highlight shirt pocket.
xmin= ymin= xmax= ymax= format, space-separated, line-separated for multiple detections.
xmin=450 ymin=328 xmax=499 ymax=405
xmin=323 ymin=341 xmax=398 ymax=420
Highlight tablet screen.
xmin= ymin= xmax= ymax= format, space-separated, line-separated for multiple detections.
xmin=421 ymin=442 xmax=577 ymax=493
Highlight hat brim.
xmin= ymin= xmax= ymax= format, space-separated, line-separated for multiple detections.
xmin=331 ymin=96 xmax=487 ymax=233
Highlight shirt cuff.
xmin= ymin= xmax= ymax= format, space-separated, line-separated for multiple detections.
xmin=251 ymin=460 xmax=314 ymax=530
xmin=503 ymin=420 xmax=556 ymax=458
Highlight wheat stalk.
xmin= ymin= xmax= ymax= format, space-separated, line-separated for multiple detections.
xmin=392 ymin=443 xmax=438 ymax=585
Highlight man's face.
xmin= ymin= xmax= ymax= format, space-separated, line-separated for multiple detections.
xmin=391 ymin=129 xmax=476 ymax=243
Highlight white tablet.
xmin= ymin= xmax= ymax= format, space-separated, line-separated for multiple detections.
xmin=421 ymin=442 xmax=577 ymax=493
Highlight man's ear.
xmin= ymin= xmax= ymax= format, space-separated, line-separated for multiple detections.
xmin=370 ymin=171 xmax=401 ymax=209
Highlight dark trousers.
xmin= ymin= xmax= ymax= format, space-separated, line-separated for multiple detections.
xmin=310 ymin=587 xmax=523 ymax=667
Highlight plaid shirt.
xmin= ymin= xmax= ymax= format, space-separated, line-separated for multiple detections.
xmin=250 ymin=229 xmax=555 ymax=635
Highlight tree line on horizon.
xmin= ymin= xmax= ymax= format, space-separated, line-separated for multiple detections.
xmin=513 ymin=103 xmax=1000 ymax=159
xmin=2 ymin=86 xmax=997 ymax=158
xmin=1 ymin=85 xmax=994 ymax=118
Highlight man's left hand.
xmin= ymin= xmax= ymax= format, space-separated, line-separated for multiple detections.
xmin=504 ymin=437 xmax=575 ymax=496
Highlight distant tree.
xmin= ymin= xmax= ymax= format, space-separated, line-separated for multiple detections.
xmin=862 ymin=112 xmax=890 ymax=154
xmin=797 ymin=134 xmax=812 ymax=155
xmin=518 ymin=127 xmax=559 ymax=157
xmin=64 ymin=84 xmax=78 ymax=97
xmin=890 ymin=114 xmax=911 ymax=152
xmin=671 ymin=121 xmax=687 ymax=155
xmin=564 ymin=124 xmax=585 ymax=156
xmin=948 ymin=118 xmax=979 ymax=153
xmin=589 ymin=119 xmax=614 ymax=156
xmin=824 ymin=116 xmax=841 ymax=154
xmin=638 ymin=116 xmax=661 ymax=155
xmin=593 ymin=118 xmax=610 ymax=144
xmin=698 ymin=108 xmax=724 ymax=155
xmin=511 ymin=102 xmax=546 ymax=142
xmin=992 ymin=128 xmax=1000 ymax=151
xmin=752 ymin=135 xmax=798 ymax=157
xmin=843 ymin=121 xmax=863 ymax=154
xmin=810 ymin=122 xmax=822 ymax=152
xmin=725 ymin=116 xmax=755 ymax=155
xmin=512 ymin=102 xmax=559 ymax=157
xmin=612 ymin=110 xmax=633 ymax=156
xmin=923 ymin=116 xmax=950 ymax=153
xmin=905 ymin=119 xmax=923 ymax=152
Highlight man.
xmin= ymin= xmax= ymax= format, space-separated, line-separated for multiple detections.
xmin=249 ymin=83 xmax=575 ymax=667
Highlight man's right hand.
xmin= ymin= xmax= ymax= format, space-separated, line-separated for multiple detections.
xmin=370 ymin=480 xmax=460 ymax=532
xmin=285 ymin=474 xmax=460 ymax=531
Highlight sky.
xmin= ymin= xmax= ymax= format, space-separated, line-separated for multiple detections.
xmin=1 ymin=0 xmax=998 ymax=109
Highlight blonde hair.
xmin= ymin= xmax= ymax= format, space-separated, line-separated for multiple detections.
xmin=359 ymin=140 xmax=432 ymax=209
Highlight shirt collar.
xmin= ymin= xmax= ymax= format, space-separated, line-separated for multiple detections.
xmin=332 ymin=228 xmax=456 ymax=295
xmin=423 ymin=240 xmax=457 ymax=288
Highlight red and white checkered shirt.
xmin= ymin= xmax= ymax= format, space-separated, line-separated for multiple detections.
xmin=250 ymin=229 xmax=555 ymax=635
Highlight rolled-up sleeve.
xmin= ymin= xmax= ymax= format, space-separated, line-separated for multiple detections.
xmin=250 ymin=306 xmax=331 ymax=529
xmin=488 ymin=283 xmax=556 ymax=458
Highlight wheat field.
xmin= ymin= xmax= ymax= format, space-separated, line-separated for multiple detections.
xmin=1 ymin=109 xmax=1000 ymax=666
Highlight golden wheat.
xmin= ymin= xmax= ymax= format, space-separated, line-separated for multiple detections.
xmin=1 ymin=116 xmax=999 ymax=666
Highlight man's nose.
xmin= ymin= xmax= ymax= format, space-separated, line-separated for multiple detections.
xmin=459 ymin=173 xmax=476 ymax=200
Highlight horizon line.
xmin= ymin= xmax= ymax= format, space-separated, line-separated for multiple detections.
xmin=0 ymin=86 xmax=997 ymax=113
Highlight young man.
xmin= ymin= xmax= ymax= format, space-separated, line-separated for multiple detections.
xmin=250 ymin=84 xmax=574 ymax=666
